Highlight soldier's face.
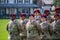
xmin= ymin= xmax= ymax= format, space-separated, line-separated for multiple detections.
xmin=46 ymin=12 xmax=50 ymax=15
xmin=10 ymin=16 xmax=16 ymax=20
xmin=54 ymin=16 xmax=59 ymax=20
xmin=41 ymin=17 xmax=47 ymax=22
xmin=21 ymin=16 xmax=25 ymax=20
xmin=34 ymin=12 xmax=40 ymax=16
xmin=29 ymin=16 xmax=34 ymax=20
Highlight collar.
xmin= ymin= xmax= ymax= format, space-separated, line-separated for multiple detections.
xmin=29 ymin=20 xmax=35 ymax=23
xmin=21 ymin=19 xmax=26 ymax=22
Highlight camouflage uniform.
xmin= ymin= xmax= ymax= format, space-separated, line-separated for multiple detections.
xmin=44 ymin=10 xmax=53 ymax=23
xmin=26 ymin=20 xmax=40 ymax=40
xmin=52 ymin=20 xmax=60 ymax=39
xmin=40 ymin=21 xmax=51 ymax=40
xmin=7 ymin=19 xmax=21 ymax=40
xmin=20 ymin=19 xmax=28 ymax=40
xmin=50 ymin=14 xmax=60 ymax=39
xmin=47 ymin=15 xmax=53 ymax=23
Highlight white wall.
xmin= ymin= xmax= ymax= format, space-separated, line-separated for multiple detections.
xmin=43 ymin=0 xmax=53 ymax=4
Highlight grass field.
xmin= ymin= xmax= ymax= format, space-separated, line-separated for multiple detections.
xmin=0 ymin=19 xmax=9 ymax=40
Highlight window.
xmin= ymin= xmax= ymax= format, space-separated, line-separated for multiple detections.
xmin=0 ymin=8 xmax=6 ymax=16
xmin=17 ymin=8 xmax=22 ymax=14
xmin=0 ymin=0 xmax=6 ymax=4
xmin=6 ymin=8 xmax=17 ymax=14
xmin=7 ymin=0 xmax=16 ymax=4
xmin=18 ymin=8 xmax=30 ymax=15
xmin=17 ymin=0 xmax=23 ymax=4
xmin=24 ymin=0 xmax=30 ymax=4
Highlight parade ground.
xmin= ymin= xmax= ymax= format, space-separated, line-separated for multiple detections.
xmin=0 ymin=19 xmax=9 ymax=40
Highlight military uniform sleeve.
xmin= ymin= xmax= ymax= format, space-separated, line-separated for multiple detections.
xmin=17 ymin=23 xmax=22 ymax=33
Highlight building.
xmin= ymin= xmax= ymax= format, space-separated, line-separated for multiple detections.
xmin=41 ymin=0 xmax=54 ymax=11
xmin=0 ymin=0 xmax=40 ymax=18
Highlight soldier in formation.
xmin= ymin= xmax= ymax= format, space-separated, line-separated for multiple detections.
xmin=26 ymin=14 xmax=40 ymax=40
xmin=7 ymin=14 xmax=21 ymax=40
xmin=40 ymin=14 xmax=51 ymax=40
xmin=51 ymin=13 xmax=60 ymax=39
xmin=20 ymin=13 xmax=28 ymax=40
xmin=34 ymin=9 xmax=41 ymax=24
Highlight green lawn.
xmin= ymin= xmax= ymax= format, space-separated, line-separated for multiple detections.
xmin=0 ymin=19 xmax=9 ymax=40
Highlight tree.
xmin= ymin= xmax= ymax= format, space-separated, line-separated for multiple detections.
xmin=54 ymin=0 xmax=60 ymax=7
xmin=33 ymin=0 xmax=42 ymax=6
xmin=33 ymin=0 xmax=38 ymax=5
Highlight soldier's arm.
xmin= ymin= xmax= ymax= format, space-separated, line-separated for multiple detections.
xmin=26 ymin=22 xmax=30 ymax=30
xmin=34 ymin=22 xmax=42 ymax=35
xmin=17 ymin=22 xmax=24 ymax=33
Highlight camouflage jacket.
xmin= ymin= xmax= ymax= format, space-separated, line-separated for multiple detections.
xmin=51 ymin=19 xmax=60 ymax=30
xmin=55 ymin=20 xmax=60 ymax=30
xmin=26 ymin=20 xmax=39 ymax=38
xmin=40 ymin=21 xmax=51 ymax=32
xmin=7 ymin=19 xmax=21 ymax=40
xmin=20 ymin=19 xmax=28 ymax=36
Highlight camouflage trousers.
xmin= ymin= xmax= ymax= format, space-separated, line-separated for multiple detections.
xmin=40 ymin=30 xmax=60 ymax=40
xmin=20 ymin=36 xmax=27 ymax=40
xmin=8 ymin=35 xmax=20 ymax=40
xmin=39 ymin=30 xmax=52 ymax=40
xmin=20 ymin=33 xmax=27 ymax=40
xmin=27 ymin=36 xmax=40 ymax=40
xmin=52 ymin=30 xmax=60 ymax=39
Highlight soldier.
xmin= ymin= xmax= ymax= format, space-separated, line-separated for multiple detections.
xmin=20 ymin=13 xmax=28 ymax=40
xmin=44 ymin=10 xmax=53 ymax=23
xmin=34 ymin=9 xmax=41 ymax=24
xmin=55 ymin=7 xmax=60 ymax=15
xmin=6 ymin=14 xmax=21 ymax=40
xmin=51 ymin=14 xmax=60 ymax=39
xmin=40 ymin=14 xmax=51 ymax=40
xmin=26 ymin=14 xmax=40 ymax=40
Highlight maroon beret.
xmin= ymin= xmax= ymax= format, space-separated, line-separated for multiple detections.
xmin=55 ymin=7 xmax=60 ymax=11
xmin=21 ymin=13 xmax=26 ymax=17
xmin=41 ymin=14 xmax=47 ymax=18
xmin=29 ymin=14 xmax=34 ymax=17
xmin=44 ymin=10 xmax=50 ymax=13
xmin=34 ymin=9 xmax=40 ymax=13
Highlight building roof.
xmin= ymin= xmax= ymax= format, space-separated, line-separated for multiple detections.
xmin=42 ymin=0 xmax=53 ymax=4
xmin=0 ymin=4 xmax=40 ymax=8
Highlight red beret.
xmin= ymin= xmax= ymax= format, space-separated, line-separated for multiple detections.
xmin=34 ymin=9 xmax=40 ymax=13
xmin=21 ymin=13 xmax=26 ymax=17
xmin=10 ymin=14 xmax=16 ymax=17
xmin=41 ymin=14 xmax=47 ymax=18
xmin=29 ymin=14 xmax=34 ymax=17
xmin=44 ymin=10 xmax=50 ymax=13
xmin=54 ymin=14 xmax=60 ymax=17
xmin=55 ymin=7 xmax=60 ymax=11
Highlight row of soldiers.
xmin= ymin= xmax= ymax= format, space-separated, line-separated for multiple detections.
xmin=6 ymin=7 xmax=60 ymax=40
